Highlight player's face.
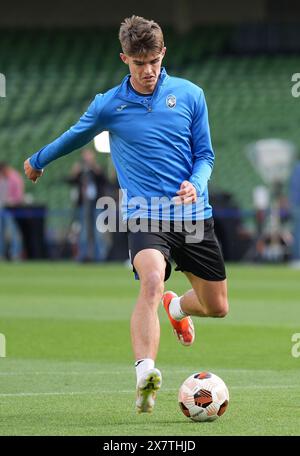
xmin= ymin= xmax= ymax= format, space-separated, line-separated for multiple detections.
xmin=120 ymin=48 xmax=166 ymax=94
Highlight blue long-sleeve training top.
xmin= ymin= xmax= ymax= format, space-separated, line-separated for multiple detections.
xmin=29 ymin=68 xmax=215 ymax=220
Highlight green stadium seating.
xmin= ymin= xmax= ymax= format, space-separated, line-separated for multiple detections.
xmin=0 ymin=28 xmax=299 ymax=225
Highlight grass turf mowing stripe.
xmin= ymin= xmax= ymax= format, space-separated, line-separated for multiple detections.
xmin=1 ymin=262 xmax=300 ymax=435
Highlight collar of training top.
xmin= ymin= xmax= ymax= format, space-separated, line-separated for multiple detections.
xmin=117 ymin=67 xmax=169 ymax=102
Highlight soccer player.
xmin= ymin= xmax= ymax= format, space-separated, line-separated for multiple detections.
xmin=24 ymin=15 xmax=229 ymax=414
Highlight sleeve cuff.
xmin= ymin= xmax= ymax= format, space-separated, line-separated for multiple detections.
xmin=189 ymin=177 xmax=204 ymax=196
xmin=29 ymin=156 xmax=43 ymax=171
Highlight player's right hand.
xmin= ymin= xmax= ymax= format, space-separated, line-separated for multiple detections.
xmin=24 ymin=158 xmax=43 ymax=183
xmin=174 ymin=180 xmax=197 ymax=204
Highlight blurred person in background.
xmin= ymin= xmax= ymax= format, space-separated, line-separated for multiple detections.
xmin=66 ymin=148 xmax=109 ymax=262
xmin=0 ymin=162 xmax=24 ymax=260
xmin=289 ymin=158 xmax=300 ymax=266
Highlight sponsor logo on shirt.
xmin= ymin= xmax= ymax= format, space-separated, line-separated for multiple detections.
xmin=116 ymin=104 xmax=127 ymax=111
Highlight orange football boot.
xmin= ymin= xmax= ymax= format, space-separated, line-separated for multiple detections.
xmin=162 ymin=291 xmax=195 ymax=346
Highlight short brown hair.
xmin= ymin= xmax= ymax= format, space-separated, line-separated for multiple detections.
xmin=119 ymin=15 xmax=164 ymax=56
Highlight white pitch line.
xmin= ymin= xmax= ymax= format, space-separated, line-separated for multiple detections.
xmin=0 ymin=385 xmax=299 ymax=398
xmin=0 ymin=390 xmax=134 ymax=397
xmin=0 ymin=368 xmax=286 ymax=376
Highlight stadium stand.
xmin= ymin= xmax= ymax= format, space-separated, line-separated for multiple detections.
xmin=0 ymin=28 xmax=299 ymax=217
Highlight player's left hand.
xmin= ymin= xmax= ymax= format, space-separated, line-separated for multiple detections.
xmin=174 ymin=180 xmax=197 ymax=204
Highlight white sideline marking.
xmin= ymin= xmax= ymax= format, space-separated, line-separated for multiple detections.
xmin=0 ymin=333 xmax=6 ymax=357
xmin=0 ymin=384 xmax=299 ymax=398
xmin=0 ymin=368 xmax=284 ymax=376
xmin=0 ymin=390 xmax=134 ymax=397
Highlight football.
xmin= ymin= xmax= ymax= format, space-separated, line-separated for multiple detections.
xmin=178 ymin=371 xmax=229 ymax=422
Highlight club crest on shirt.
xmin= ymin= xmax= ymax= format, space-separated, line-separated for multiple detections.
xmin=166 ymin=94 xmax=176 ymax=109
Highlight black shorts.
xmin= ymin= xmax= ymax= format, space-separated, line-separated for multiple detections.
xmin=127 ymin=218 xmax=226 ymax=282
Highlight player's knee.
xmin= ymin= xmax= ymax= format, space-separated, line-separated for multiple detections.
xmin=140 ymin=271 xmax=164 ymax=301
xmin=210 ymin=298 xmax=229 ymax=318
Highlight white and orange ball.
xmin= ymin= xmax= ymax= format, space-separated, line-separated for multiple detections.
xmin=178 ymin=371 xmax=229 ymax=422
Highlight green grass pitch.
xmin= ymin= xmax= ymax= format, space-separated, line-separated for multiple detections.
xmin=0 ymin=262 xmax=299 ymax=436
